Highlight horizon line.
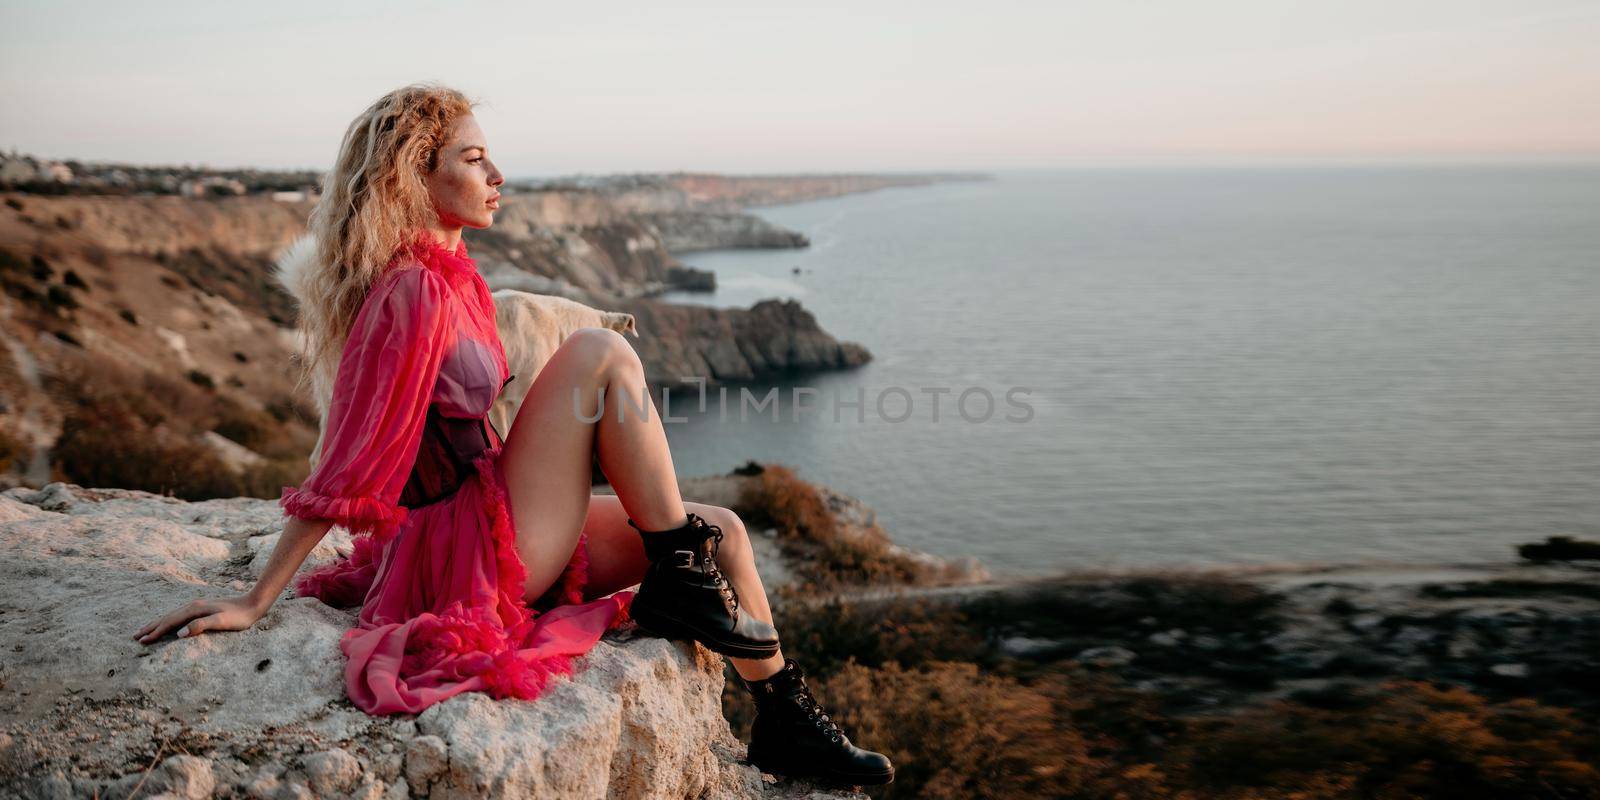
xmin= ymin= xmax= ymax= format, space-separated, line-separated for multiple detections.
xmin=6 ymin=148 xmax=1600 ymax=178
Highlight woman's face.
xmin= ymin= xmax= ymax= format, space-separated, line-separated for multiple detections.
xmin=424 ymin=113 xmax=504 ymax=230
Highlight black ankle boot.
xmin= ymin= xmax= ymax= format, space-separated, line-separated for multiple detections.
xmin=742 ymin=658 xmax=894 ymax=786
xmin=629 ymin=512 xmax=780 ymax=659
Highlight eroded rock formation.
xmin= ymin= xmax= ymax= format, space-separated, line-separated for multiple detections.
xmin=0 ymin=482 xmax=860 ymax=799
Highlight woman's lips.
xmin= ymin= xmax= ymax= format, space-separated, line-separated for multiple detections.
xmin=486 ymin=193 xmax=501 ymax=209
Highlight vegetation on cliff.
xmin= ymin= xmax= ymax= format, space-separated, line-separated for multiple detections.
xmin=725 ymin=464 xmax=1600 ymax=799
xmin=42 ymin=347 xmax=317 ymax=500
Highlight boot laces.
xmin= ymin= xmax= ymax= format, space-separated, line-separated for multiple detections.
xmin=791 ymin=683 xmax=844 ymax=743
xmin=699 ymin=523 xmax=739 ymax=614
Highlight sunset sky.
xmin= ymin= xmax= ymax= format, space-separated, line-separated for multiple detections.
xmin=2 ymin=0 xmax=1596 ymax=175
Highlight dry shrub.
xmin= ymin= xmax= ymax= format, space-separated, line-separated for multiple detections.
xmin=736 ymin=462 xmax=932 ymax=588
xmin=265 ymin=393 xmax=320 ymax=427
xmin=211 ymin=395 xmax=309 ymax=461
xmin=815 ymin=661 xmax=1102 ymax=800
xmin=158 ymin=247 xmax=297 ymax=325
xmin=43 ymin=350 xmax=313 ymax=500
xmin=235 ymin=455 xmax=309 ymax=500
xmin=0 ymin=246 xmax=54 ymax=315
xmin=768 ymin=594 xmax=987 ymax=679
xmin=963 ymin=572 xmax=1285 ymax=642
xmin=212 ymin=398 xmax=271 ymax=450
xmin=725 ymin=658 xmax=1598 ymax=800
xmin=748 ymin=581 xmax=1597 ymax=799
xmin=0 ymin=426 xmax=24 ymax=473
xmin=738 ymin=462 xmax=837 ymax=538
xmin=52 ymin=404 xmax=242 ymax=500
xmin=1176 ymin=679 xmax=1600 ymax=799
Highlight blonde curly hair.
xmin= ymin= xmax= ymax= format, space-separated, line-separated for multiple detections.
xmin=281 ymin=82 xmax=475 ymax=422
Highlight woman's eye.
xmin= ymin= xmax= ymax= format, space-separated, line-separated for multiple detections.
xmin=468 ymin=157 xmax=483 ymax=164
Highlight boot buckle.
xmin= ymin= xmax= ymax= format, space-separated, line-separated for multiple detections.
xmin=669 ymin=549 xmax=697 ymax=569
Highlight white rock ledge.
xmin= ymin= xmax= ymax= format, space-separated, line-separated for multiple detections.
xmin=0 ymin=483 xmax=860 ymax=799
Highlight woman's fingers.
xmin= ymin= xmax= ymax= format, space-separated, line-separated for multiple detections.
xmin=178 ymin=612 xmax=223 ymax=638
xmin=133 ymin=597 xmax=262 ymax=644
xmin=134 ymin=601 xmax=207 ymax=644
xmin=135 ymin=613 xmax=184 ymax=643
xmin=135 ymin=611 xmax=176 ymax=637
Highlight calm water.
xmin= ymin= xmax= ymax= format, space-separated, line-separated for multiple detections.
xmin=656 ymin=166 xmax=1600 ymax=577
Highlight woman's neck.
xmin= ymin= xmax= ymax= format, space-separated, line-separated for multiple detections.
xmin=422 ymin=224 xmax=463 ymax=252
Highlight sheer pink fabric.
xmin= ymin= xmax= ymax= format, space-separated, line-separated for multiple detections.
xmin=279 ymin=235 xmax=631 ymax=715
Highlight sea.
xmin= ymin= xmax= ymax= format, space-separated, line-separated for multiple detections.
xmin=654 ymin=165 xmax=1600 ymax=578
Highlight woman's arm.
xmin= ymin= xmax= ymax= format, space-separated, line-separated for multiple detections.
xmin=246 ymin=515 xmax=336 ymax=614
xmin=136 ymin=267 xmax=451 ymax=645
xmin=132 ymin=515 xmax=334 ymax=644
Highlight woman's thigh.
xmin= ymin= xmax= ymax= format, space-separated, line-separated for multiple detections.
xmin=579 ymin=493 xmax=730 ymax=600
xmin=500 ymin=329 xmax=617 ymax=604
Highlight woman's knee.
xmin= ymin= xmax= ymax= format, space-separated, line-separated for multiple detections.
xmin=562 ymin=327 xmax=641 ymax=376
xmin=696 ymin=505 xmax=752 ymax=561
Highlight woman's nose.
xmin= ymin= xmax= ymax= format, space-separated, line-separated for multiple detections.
xmin=488 ymin=160 xmax=505 ymax=186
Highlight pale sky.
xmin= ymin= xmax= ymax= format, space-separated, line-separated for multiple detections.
xmin=2 ymin=0 xmax=1597 ymax=175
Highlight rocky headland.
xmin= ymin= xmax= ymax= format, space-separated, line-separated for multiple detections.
xmin=635 ymin=212 xmax=808 ymax=256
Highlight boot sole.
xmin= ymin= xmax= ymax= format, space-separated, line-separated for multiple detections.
xmin=631 ymin=603 xmax=780 ymax=660
xmin=748 ymin=754 xmax=895 ymax=786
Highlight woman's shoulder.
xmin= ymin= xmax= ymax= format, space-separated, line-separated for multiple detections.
xmin=376 ymin=255 xmax=453 ymax=295
xmin=366 ymin=262 xmax=455 ymax=323
xmin=364 ymin=236 xmax=479 ymax=317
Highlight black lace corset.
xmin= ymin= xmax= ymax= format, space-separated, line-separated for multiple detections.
xmin=398 ymin=373 xmax=515 ymax=510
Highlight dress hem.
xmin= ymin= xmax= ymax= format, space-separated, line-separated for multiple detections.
xmin=292 ymin=444 xmax=635 ymax=715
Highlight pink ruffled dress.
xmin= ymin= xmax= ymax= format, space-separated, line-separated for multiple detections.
xmin=279 ymin=235 xmax=632 ymax=716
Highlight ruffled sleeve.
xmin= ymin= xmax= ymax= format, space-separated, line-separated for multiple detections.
xmin=280 ymin=266 xmax=454 ymax=541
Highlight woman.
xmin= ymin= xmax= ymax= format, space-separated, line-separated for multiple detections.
xmin=131 ymin=84 xmax=893 ymax=787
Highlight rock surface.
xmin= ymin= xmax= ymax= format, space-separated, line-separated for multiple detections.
xmin=613 ymin=298 xmax=871 ymax=390
xmin=636 ymin=212 xmax=808 ymax=255
xmin=0 ymin=482 xmax=861 ymax=799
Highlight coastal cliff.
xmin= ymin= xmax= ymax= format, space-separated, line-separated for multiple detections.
xmin=636 ymin=213 xmax=808 ymax=256
xmin=462 ymin=193 xmax=691 ymax=298
xmin=0 ymin=174 xmax=899 ymax=495
xmin=612 ymin=298 xmax=870 ymax=389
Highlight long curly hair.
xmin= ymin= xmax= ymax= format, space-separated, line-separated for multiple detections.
xmin=282 ymin=83 xmax=475 ymax=422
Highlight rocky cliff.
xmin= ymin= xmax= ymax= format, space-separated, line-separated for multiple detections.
xmin=635 ymin=213 xmax=808 ymax=256
xmin=612 ymin=299 xmax=870 ymax=388
xmin=462 ymin=193 xmax=692 ymax=299
xmin=0 ymin=182 xmax=882 ymax=494
xmin=0 ymin=481 xmax=862 ymax=800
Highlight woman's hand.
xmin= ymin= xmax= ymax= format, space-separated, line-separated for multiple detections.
xmin=131 ymin=516 xmax=334 ymax=645
xmin=133 ymin=595 xmax=267 ymax=645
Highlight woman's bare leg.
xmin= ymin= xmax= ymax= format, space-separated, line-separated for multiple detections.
xmin=581 ymin=494 xmax=784 ymax=680
xmin=498 ymin=327 xmax=782 ymax=680
xmin=501 ymin=327 xmax=684 ymax=601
